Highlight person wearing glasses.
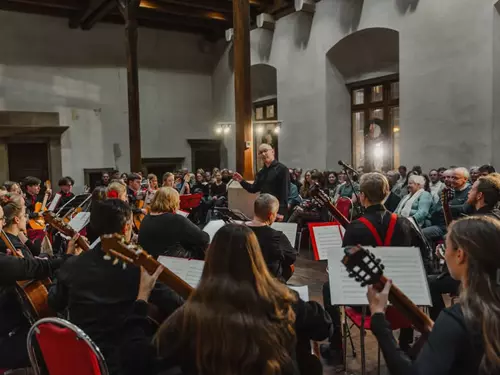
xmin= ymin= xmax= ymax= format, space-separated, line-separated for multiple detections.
xmin=0 ymin=193 xmax=78 ymax=370
xmin=233 ymin=143 xmax=290 ymax=218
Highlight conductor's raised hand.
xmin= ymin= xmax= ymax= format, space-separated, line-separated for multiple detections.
xmin=232 ymin=172 xmax=243 ymax=182
xmin=367 ymin=279 xmax=392 ymax=314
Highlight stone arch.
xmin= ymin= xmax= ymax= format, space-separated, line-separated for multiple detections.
xmin=325 ymin=27 xmax=400 ymax=170
xmin=250 ymin=63 xmax=277 ymax=103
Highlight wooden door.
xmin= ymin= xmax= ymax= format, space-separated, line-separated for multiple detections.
xmin=8 ymin=143 xmax=49 ymax=183
xmin=188 ymin=140 xmax=221 ymax=172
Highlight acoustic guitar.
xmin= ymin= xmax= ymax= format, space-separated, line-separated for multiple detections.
xmin=442 ymin=187 xmax=455 ymax=228
xmin=29 ymin=180 xmax=52 ymax=230
xmin=43 ymin=212 xmax=90 ymax=252
xmin=0 ymin=230 xmax=53 ymax=323
xmin=309 ymin=183 xmax=350 ymax=228
xmin=100 ymin=234 xmax=193 ymax=299
xmin=342 ymin=245 xmax=434 ymax=336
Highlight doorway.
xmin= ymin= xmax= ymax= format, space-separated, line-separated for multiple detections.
xmin=8 ymin=143 xmax=49 ymax=183
xmin=188 ymin=140 xmax=221 ymax=172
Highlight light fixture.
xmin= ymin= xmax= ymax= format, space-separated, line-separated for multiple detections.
xmin=373 ymin=143 xmax=384 ymax=159
xmin=393 ymin=126 xmax=400 ymax=133
xmin=256 ymin=125 xmax=264 ymax=134
xmin=215 ymin=122 xmax=232 ymax=135
xmin=274 ymin=124 xmax=281 ymax=134
xmin=215 ymin=127 xmax=222 ymax=135
xmin=223 ymin=126 xmax=230 ymax=134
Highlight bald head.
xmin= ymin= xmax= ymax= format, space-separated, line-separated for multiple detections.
xmin=258 ymin=143 xmax=275 ymax=166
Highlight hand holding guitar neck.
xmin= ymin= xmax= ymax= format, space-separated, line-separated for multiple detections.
xmin=43 ymin=211 xmax=90 ymax=252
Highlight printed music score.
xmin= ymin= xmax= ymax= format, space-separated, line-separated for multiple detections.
xmin=308 ymin=223 xmax=345 ymax=260
xmin=328 ymin=246 xmax=432 ymax=306
xmin=288 ymin=285 xmax=309 ymax=301
xmin=47 ymin=193 xmax=61 ymax=212
xmin=67 ymin=212 xmax=91 ymax=233
xmin=158 ymin=256 xmax=205 ymax=289
xmin=202 ymin=220 xmax=226 ymax=243
xmin=270 ymin=222 xmax=298 ymax=247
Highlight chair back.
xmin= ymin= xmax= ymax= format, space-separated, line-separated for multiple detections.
xmin=27 ymin=317 xmax=109 ymax=375
xmin=335 ymin=197 xmax=353 ymax=221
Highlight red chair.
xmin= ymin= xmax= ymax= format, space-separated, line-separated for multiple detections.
xmin=335 ymin=197 xmax=353 ymax=221
xmin=344 ymin=306 xmax=412 ymax=375
xmin=27 ymin=318 xmax=109 ymax=375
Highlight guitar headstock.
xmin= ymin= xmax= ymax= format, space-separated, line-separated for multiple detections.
xmin=341 ymin=246 xmax=384 ymax=287
xmin=441 ymin=187 xmax=454 ymax=205
xmin=309 ymin=183 xmax=329 ymax=206
xmin=43 ymin=211 xmax=75 ymax=235
xmin=100 ymin=234 xmax=145 ymax=268
xmin=45 ymin=180 xmax=51 ymax=191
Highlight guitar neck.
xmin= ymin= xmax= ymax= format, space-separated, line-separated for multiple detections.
xmin=41 ymin=192 xmax=50 ymax=211
xmin=443 ymin=203 xmax=453 ymax=227
xmin=324 ymin=200 xmax=350 ymax=228
xmin=378 ymin=275 xmax=433 ymax=334
xmin=139 ymin=254 xmax=193 ymax=299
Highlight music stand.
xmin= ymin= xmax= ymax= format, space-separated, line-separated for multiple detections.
xmin=213 ymin=207 xmax=251 ymax=222
xmin=56 ymin=194 xmax=92 ymax=219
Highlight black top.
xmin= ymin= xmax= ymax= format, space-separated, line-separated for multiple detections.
xmin=48 ymin=243 xmax=184 ymax=375
xmin=210 ymin=181 xmax=227 ymax=198
xmin=371 ymin=304 xmax=484 ymax=375
xmin=429 ymin=185 xmax=472 ymax=228
xmin=0 ymin=233 xmax=69 ymax=337
xmin=25 ymin=192 xmax=44 ymax=219
xmin=58 ymin=191 xmax=75 ymax=208
xmin=240 ymin=160 xmax=290 ymax=215
xmin=120 ymin=292 xmax=333 ymax=375
xmin=191 ymin=182 xmax=209 ymax=197
xmin=247 ymin=225 xmax=297 ymax=280
xmin=475 ymin=205 xmax=500 ymax=220
xmin=342 ymin=204 xmax=414 ymax=247
xmin=138 ymin=213 xmax=209 ymax=260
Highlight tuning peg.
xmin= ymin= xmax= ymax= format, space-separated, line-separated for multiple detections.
xmin=380 ymin=264 xmax=385 ymax=270
xmin=103 ymin=255 xmax=111 ymax=261
xmin=122 ymin=262 xmax=127 ymax=270
xmin=112 ymin=258 xmax=119 ymax=266
xmin=360 ymin=282 xmax=367 ymax=287
xmin=348 ymin=273 xmax=355 ymax=278
xmin=355 ymin=276 xmax=362 ymax=282
xmin=375 ymin=258 xmax=382 ymax=264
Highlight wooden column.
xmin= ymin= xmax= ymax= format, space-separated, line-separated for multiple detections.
xmin=117 ymin=0 xmax=142 ymax=172
xmin=233 ymin=0 xmax=254 ymax=180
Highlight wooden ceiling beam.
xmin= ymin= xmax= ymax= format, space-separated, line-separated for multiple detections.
xmin=156 ymin=0 xmax=232 ymax=13
xmin=136 ymin=7 xmax=229 ymax=29
xmin=69 ymin=0 xmax=114 ymax=29
xmin=140 ymin=0 xmax=228 ymax=22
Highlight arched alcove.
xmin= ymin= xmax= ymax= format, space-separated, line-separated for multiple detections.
xmin=325 ymin=28 xmax=399 ymax=171
xmin=251 ymin=64 xmax=278 ymax=171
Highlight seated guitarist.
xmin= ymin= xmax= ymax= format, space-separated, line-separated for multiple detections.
xmin=23 ymin=176 xmax=47 ymax=221
xmin=126 ymin=173 xmax=147 ymax=216
xmin=48 ymin=199 xmax=183 ymax=375
xmin=321 ymin=172 xmax=418 ymax=364
xmin=0 ymin=193 xmax=77 ymax=370
xmin=58 ymin=176 xmax=75 ymax=207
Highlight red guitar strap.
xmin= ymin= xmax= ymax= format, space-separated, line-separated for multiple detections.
xmin=358 ymin=213 xmax=398 ymax=246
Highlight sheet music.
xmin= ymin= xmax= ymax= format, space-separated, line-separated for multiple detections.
xmin=328 ymin=246 xmax=432 ymax=306
xmin=311 ymin=224 xmax=343 ymax=260
xmin=289 ymin=285 xmax=309 ymax=301
xmin=271 ymin=222 xmax=297 ymax=247
xmin=176 ymin=210 xmax=189 ymax=217
xmin=202 ymin=220 xmax=226 ymax=243
xmin=68 ymin=212 xmax=91 ymax=233
xmin=158 ymin=256 xmax=205 ymax=288
xmin=47 ymin=193 xmax=61 ymax=212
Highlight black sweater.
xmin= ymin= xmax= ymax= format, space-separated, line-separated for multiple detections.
xmin=247 ymin=225 xmax=297 ymax=279
xmin=138 ymin=213 xmax=209 ymax=260
xmin=120 ymin=293 xmax=332 ymax=375
xmin=371 ymin=303 xmax=484 ymax=375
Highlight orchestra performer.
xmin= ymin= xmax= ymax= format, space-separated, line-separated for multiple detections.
xmin=106 ymin=180 xmax=127 ymax=201
xmin=245 ymin=194 xmax=297 ymax=281
xmin=120 ymin=224 xmax=332 ymax=375
xmin=48 ymin=199 xmax=183 ymax=375
xmin=322 ymin=172 xmax=417 ymax=363
xmin=58 ymin=176 xmax=75 ymax=207
xmin=162 ymin=172 xmax=175 ymax=188
xmin=126 ymin=173 xmax=147 ymax=215
xmin=2 ymin=181 xmax=22 ymax=194
xmin=368 ymin=216 xmax=500 ymax=375
xmin=138 ymin=187 xmax=209 ymax=259
xmin=23 ymin=176 xmax=49 ymax=220
xmin=0 ymin=193 xmax=77 ymax=370
xmin=233 ymin=143 xmax=290 ymax=217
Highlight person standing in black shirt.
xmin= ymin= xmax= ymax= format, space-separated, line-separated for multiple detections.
xmin=49 ymin=199 xmax=183 ymax=375
xmin=368 ymin=216 xmax=500 ymax=375
xmin=233 ymin=143 xmax=290 ymax=217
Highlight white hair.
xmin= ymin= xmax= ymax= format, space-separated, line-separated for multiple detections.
xmin=454 ymin=167 xmax=470 ymax=179
xmin=409 ymin=174 xmax=425 ymax=187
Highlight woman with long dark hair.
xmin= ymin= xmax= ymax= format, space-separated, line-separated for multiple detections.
xmin=122 ymin=224 xmax=332 ymax=375
xmin=368 ymin=215 xmax=500 ymax=374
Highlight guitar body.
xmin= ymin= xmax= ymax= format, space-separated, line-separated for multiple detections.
xmin=133 ymin=200 xmax=145 ymax=231
xmin=28 ymin=180 xmax=52 ymax=230
xmin=16 ymin=278 xmax=53 ymax=323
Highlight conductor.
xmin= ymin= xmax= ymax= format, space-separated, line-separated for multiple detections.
xmin=232 ymin=143 xmax=290 ymax=218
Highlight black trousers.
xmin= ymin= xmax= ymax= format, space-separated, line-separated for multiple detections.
xmin=428 ymin=273 xmax=460 ymax=320
xmin=0 ymin=325 xmax=31 ymax=369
